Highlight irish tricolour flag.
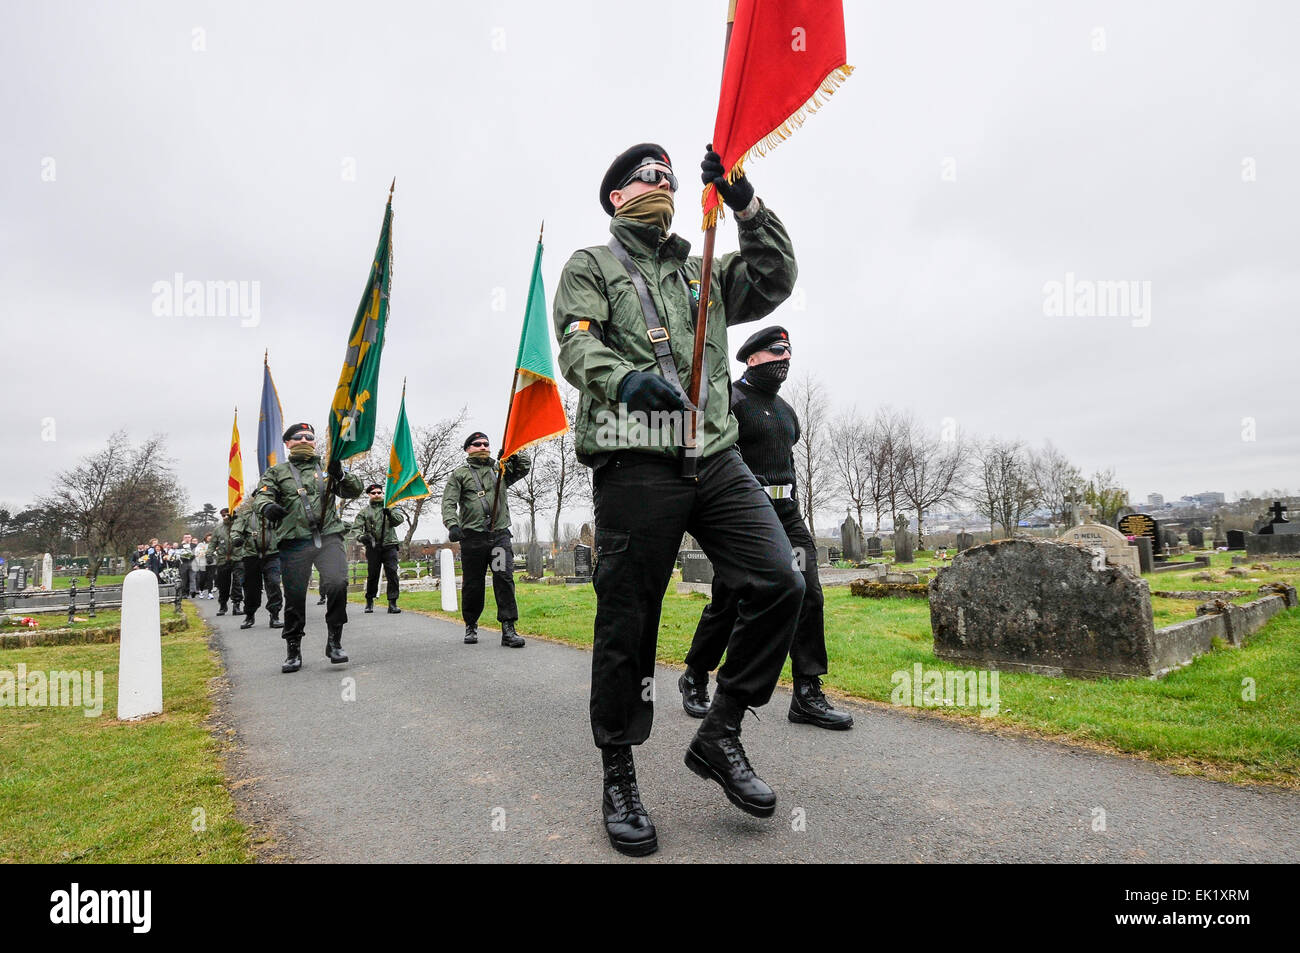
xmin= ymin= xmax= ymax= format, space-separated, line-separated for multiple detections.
xmin=499 ymin=234 xmax=568 ymax=463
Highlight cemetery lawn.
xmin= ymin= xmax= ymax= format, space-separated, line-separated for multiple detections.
xmin=368 ymin=560 xmax=1300 ymax=786
xmin=1 ymin=609 xmax=124 ymax=633
xmin=0 ymin=601 xmax=253 ymax=863
xmin=51 ymin=574 xmax=127 ymax=589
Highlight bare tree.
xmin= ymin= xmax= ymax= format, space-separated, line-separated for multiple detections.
xmin=895 ymin=414 xmax=966 ymax=548
xmin=508 ymin=452 xmax=555 ymax=545
xmin=402 ymin=406 xmax=470 ymax=546
xmin=788 ymin=373 xmax=831 ymax=537
xmin=545 ymin=386 xmax=585 ymax=548
xmin=968 ymin=438 xmax=1040 ymax=538
xmin=41 ymin=431 xmax=186 ymax=578
xmin=828 ymin=408 xmax=874 ymax=536
xmin=1083 ymin=467 xmax=1129 ymax=525
xmin=1030 ymin=440 xmax=1083 ymax=525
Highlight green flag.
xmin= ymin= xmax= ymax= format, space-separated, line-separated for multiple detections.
xmin=385 ymin=383 xmax=430 ymax=507
xmin=329 ymin=184 xmax=393 ymax=464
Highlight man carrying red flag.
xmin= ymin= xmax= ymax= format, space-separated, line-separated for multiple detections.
xmin=553 ymin=143 xmax=800 ymax=857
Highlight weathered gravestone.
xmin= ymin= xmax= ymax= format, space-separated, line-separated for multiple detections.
xmin=573 ymin=543 xmax=593 ymax=581
xmin=1118 ymin=513 xmax=1161 ymax=555
xmin=1058 ymin=523 xmax=1141 ymax=576
xmin=15 ymin=566 xmax=27 ymax=591
xmin=579 ymin=523 xmax=595 ymax=547
xmin=526 ymin=541 xmax=543 ymax=579
xmin=840 ymin=512 xmax=864 ymax=563
xmin=555 ymin=550 xmax=576 ymax=578
xmin=930 ymin=539 xmax=1157 ymax=678
xmin=1132 ymin=535 xmax=1154 ymax=573
xmin=1211 ymin=514 xmax=1227 ymax=548
xmin=1225 ymin=530 xmax=1246 ymax=551
xmin=680 ymin=550 xmax=714 ymax=584
xmin=1186 ymin=526 xmax=1204 ymax=549
xmin=956 ymin=531 xmax=975 ymax=552
xmin=1162 ymin=528 xmax=1180 ymax=552
xmin=816 ymin=545 xmax=831 ymax=566
xmin=866 ymin=536 xmax=883 ymax=558
xmin=894 ymin=515 xmax=913 ymax=563
xmin=41 ymin=553 xmax=53 ymax=590
xmin=1256 ymin=501 xmax=1297 ymax=535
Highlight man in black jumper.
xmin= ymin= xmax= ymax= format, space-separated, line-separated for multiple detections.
xmin=679 ymin=326 xmax=853 ymax=730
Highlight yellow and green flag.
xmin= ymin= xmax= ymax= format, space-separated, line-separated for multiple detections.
xmin=499 ymin=232 xmax=568 ymax=463
xmin=329 ymin=184 xmax=393 ymax=465
xmin=227 ymin=409 xmax=244 ymax=511
xmin=385 ymin=382 xmax=430 ymax=508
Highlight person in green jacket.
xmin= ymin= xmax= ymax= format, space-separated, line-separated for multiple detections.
xmin=209 ymin=508 xmax=243 ymax=617
xmin=252 ymin=421 xmax=363 ymax=673
xmin=231 ymin=498 xmax=283 ymax=630
xmin=356 ymin=483 xmax=406 ymax=614
xmin=552 ymin=142 xmax=804 ymax=857
xmin=441 ymin=431 xmax=529 ymax=647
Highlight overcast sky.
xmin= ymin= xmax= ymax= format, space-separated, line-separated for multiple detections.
xmin=2 ymin=0 xmax=1296 ymax=523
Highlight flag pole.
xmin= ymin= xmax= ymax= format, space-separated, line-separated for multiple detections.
xmin=683 ymin=0 xmax=737 ymax=479
xmin=489 ymin=220 xmax=544 ymax=529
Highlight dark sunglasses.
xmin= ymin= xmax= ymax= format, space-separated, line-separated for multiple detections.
xmin=290 ymin=433 xmax=315 ymax=442
xmin=620 ymin=164 xmax=678 ymax=192
xmin=469 ymin=440 xmax=490 ymax=448
xmin=765 ymin=344 xmax=792 ymax=356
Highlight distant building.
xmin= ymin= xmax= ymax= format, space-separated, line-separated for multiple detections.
xmin=1147 ymin=493 xmax=1164 ymax=506
xmin=1193 ymin=492 xmax=1226 ymax=506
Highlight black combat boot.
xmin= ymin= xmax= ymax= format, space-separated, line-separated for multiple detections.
xmin=239 ymin=615 xmax=256 ymax=630
xmin=685 ymin=690 xmax=776 ymax=818
xmin=316 ymin=594 xmax=326 ymax=606
xmin=500 ymin=620 xmax=525 ymax=648
xmin=601 ymin=746 xmax=657 ymax=857
xmin=789 ymin=675 xmax=855 ymax=730
xmin=232 ymin=601 xmax=242 ymax=615
xmin=387 ymin=601 xmax=401 ymax=614
xmin=268 ymin=615 xmax=282 ymax=628
xmin=678 ymin=666 xmax=711 ymax=719
xmin=464 ymin=624 xmax=478 ymax=644
xmin=281 ymin=637 xmax=302 ymax=674
xmin=216 ymin=604 xmax=228 ymax=616
xmin=364 ymin=598 xmax=374 ymax=613
xmin=326 ymin=629 xmax=349 ymax=664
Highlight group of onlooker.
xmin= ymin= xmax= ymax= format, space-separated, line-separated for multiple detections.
xmin=130 ymin=532 xmax=218 ymax=598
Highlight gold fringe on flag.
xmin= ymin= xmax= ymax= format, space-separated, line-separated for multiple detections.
xmin=702 ymin=63 xmax=855 ymax=230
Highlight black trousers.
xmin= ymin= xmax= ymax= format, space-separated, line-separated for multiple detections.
xmin=241 ymin=554 xmax=283 ymax=620
xmin=365 ymin=544 xmax=401 ymax=603
xmin=279 ymin=534 xmax=349 ymax=641
xmin=460 ymin=529 xmax=517 ymax=626
xmin=590 ymin=448 xmax=803 ymax=748
xmin=216 ymin=562 xmax=244 ymax=609
xmin=198 ymin=567 xmax=212 ymax=591
xmin=685 ymin=500 xmax=827 ymax=679
xmin=178 ymin=562 xmax=193 ymax=596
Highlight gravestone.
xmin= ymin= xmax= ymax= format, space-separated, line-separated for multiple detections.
xmin=1058 ymin=523 xmax=1141 ymax=576
xmin=956 ymin=531 xmax=975 ymax=552
xmin=1118 ymin=513 xmax=1160 ymax=554
xmin=1161 ymin=528 xmax=1180 ymax=552
xmin=1256 ymin=501 xmax=1297 ymax=534
xmin=1225 ymin=530 xmax=1246 ymax=551
xmin=828 ymin=546 xmax=842 ymax=564
xmin=816 ymin=545 xmax=831 ymax=566
xmin=526 ymin=541 xmax=543 ymax=578
xmin=1211 ymin=514 xmax=1227 ymax=548
xmin=573 ymin=543 xmax=594 ymax=580
xmin=1186 ymin=526 xmax=1204 ymax=548
xmin=579 ymin=523 xmax=595 ymax=546
xmin=930 ymin=539 xmax=1157 ymax=678
xmin=866 ymin=536 xmax=883 ymax=558
xmin=555 ymin=550 xmax=576 ymax=578
xmin=840 ymin=512 xmax=864 ymax=562
xmin=680 ymin=550 xmax=714 ymax=584
xmin=1132 ymin=536 xmax=1154 ymax=573
xmin=15 ymin=566 xmax=27 ymax=591
xmin=894 ymin=515 xmax=913 ymax=563
xmin=41 ymin=553 xmax=53 ymax=590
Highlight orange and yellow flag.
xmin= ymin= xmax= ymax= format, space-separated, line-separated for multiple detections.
xmin=228 ymin=409 xmax=244 ymax=511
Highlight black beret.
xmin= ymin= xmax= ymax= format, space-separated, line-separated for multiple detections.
xmin=464 ymin=431 xmax=489 ymax=450
xmin=283 ymin=421 xmax=315 ymax=441
xmin=735 ymin=326 xmax=791 ymax=362
xmin=600 ymin=142 xmax=672 ymax=216
xmin=366 ymin=483 xmax=383 ymax=493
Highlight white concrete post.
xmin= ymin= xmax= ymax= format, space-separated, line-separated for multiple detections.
xmin=440 ymin=548 xmax=457 ymax=612
xmin=118 ymin=569 xmax=163 ymax=721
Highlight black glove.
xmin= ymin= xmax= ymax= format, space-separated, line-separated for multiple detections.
xmin=619 ymin=371 xmax=686 ymax=414
xmin=701 ymin=145 xmax=755 ymax=212
xmin=360 ymin=534 xmax=375 ymax=549
xmin=327 ymin=457 xmax=344 ymax=480
xmin=263 ymin=502 xmax=288 ymax=524
xmin=448 ymin=525 xmax=464 ymax=543
xmin=383 ymin=508 xmax=396 ymax=524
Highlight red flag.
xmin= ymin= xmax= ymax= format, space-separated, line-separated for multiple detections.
xmin=703 ymin=0 xmax=853 ymax=228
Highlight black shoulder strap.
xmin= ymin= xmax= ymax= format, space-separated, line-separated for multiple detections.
xmin=285 ymin=461 xmax=324 ymax=549
xmin=605 ymin=238 xmax=698 ymax=411
xmin=467 ymin=466 xmax=496 ymax=524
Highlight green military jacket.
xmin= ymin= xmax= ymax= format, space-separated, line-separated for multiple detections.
xmin=208 ymin=519 xmax=237 ymax=566
xmin=442 ymin=455 xmax=530 ymax=534
xmin=355 ymin=499 xmax=406 ymax=548
xmin=251 ymin=454 xmax=364 ymax=544
xmin=231 ymin=502 xmax=279 ymax=559
xmin=552 ymin=204 xmax=796 ymax=464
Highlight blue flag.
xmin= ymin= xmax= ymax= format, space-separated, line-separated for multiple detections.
xmin=257 ymin=355 xmax=285 ymax=476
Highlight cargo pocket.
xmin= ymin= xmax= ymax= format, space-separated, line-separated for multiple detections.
xmin=593 ymin=526 xmax=630 ymax=584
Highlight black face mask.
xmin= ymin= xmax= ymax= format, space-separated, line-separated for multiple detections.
xmin=744 ymin=359 xmax=789 ymax=392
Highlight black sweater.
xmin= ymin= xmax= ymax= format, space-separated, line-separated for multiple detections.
xmin=731 ymin=377 xmax=800 ymax=494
